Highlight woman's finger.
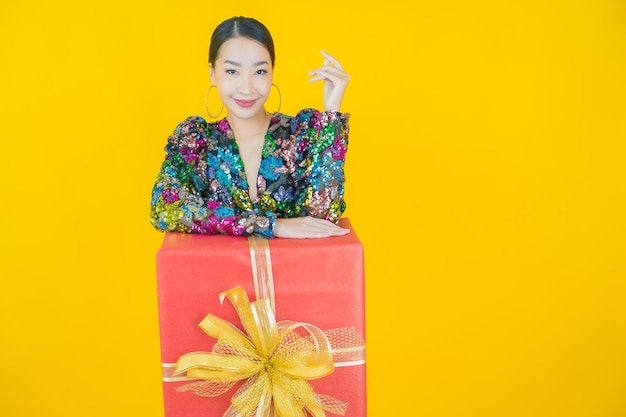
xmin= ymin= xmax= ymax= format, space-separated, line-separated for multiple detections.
xmin=306 ymin=226 xmax=349 ymax=237
xmin=309 ymin=220 xmax=345 ymax=230
xmin=309 ymin=67 xmax=350 ymax=79
xmin=309 ymin=65 xmax=349 ymax=76
xmin=308 ymin=70 xmax=349 ymax=85
xmin=313 ymin=222 xmax=349 ymax=234
xmin=320 ymin=50 xmax=344 ymax=70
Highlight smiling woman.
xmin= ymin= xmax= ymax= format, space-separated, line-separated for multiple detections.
xmin=150 ymin=16 xmax=352 ymax=238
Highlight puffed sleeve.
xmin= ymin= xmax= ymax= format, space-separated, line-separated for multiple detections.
xmin=292 ymin=109 xmax=349 ymax=222
xmin=150 ymin=116 xmax=274 ymax=237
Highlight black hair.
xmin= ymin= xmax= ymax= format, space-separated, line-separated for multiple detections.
xmin=208 ymin=16 xmax=275 ymax=67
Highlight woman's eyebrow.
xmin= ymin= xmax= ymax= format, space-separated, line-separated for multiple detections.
xmin=223 ymin=59 xmax=268 ymax=67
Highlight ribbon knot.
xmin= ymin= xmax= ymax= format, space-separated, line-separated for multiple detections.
xmin=173 ymin=286 xmax=349 ymax=417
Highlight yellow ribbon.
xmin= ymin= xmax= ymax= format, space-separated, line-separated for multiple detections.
xmin=173 ymin=286 xmax=348 ymax=417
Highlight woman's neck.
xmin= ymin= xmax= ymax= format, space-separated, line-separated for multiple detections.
xmin=227 ymin=110 xmax=271 ymax=142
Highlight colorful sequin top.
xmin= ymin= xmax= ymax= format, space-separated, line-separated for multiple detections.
xmin=150 ymin=109 xmax=349 ymax=237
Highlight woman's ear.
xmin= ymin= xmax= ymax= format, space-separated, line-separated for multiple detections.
xmin=209 ymin=65 xmax=215 ymax=85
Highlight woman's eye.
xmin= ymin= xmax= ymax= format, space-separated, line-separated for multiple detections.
xmin=226 ymin=69 xmax=237 ymax=75
xmin=255 ymin=69 xmax=268 ymax=75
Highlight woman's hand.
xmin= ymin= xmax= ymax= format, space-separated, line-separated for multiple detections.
xmin=274 ymin=216 xmax=350 ymax=238
xmin=308 ymin=51 xmax=350 ymax=112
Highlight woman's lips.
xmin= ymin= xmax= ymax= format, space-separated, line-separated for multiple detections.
xmin=234 ymin=99 xmax=257 ymax=108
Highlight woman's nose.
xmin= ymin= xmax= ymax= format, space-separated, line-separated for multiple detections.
xmin=238 ymin=74 xmax=253 ymax=95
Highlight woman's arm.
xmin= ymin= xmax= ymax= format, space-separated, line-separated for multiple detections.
xmin=273 ymin=109 xmax=350 ymax=238
xmin=273 ymin=52 xmax=351 ymax=239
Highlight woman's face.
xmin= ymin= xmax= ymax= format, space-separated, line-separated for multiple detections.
xmin=210 ymin=36 xmax=274 ymax=120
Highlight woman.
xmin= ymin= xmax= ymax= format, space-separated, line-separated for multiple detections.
xmin=150 ymin=16 xmax=351 ymax=238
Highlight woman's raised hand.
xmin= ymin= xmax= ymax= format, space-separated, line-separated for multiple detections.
xmin=273 ymin=216 xmax=350 ymax=239
xmin=308 ymin=51 xmax=350 ymax=112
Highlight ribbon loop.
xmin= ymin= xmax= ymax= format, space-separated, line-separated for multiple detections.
xmin=175 ymin=352 xmax=262 ymax=381
xmin=250 ymin=298 xmax=281 ymax=357
xmin=274 ymin=321 xmax=334 ymax=380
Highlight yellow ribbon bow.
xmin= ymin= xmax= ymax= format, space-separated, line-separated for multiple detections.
xmin=173 ymin=286 xmax=349 ymax=417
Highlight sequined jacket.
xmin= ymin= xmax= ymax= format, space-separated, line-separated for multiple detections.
xmin=150 ymin=109 xmax=349 ymax=237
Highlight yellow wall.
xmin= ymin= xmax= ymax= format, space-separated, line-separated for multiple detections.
xmin=1 ymin=1 xmax=625 ymax=416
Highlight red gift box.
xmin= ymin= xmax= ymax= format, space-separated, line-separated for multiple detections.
xmin=156 ymin=218 xmax=367 ymax=416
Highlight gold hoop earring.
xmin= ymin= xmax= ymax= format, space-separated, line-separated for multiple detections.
xmin=204 ymin=85 xmax=223 ymax=119
xmin=272 ymin=83 xmax=282 ymax=114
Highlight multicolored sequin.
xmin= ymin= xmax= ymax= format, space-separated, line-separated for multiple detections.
xmin=150 ymin=109 xmax=349 ymax=237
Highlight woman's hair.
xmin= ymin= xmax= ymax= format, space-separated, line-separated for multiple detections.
xmin=209 ymin=17 xmax=275 ymax=67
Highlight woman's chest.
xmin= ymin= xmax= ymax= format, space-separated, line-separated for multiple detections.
xmin=206 ymin=136 xmax=298 ymax=192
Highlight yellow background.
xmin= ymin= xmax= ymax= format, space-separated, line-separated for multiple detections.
xmin=1 ymin=1 xmax=625 ymax=416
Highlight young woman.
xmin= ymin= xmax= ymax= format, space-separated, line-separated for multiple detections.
xmin=150 ymin=16 xmax=351 ymax=238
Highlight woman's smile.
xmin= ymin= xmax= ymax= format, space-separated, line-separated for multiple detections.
xmin=233 ymin=98 xmax=258 ymax=108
